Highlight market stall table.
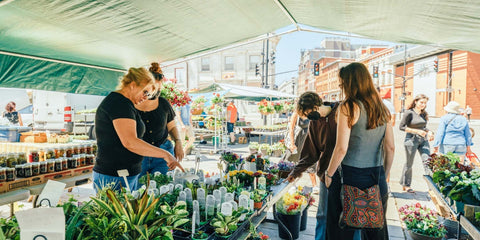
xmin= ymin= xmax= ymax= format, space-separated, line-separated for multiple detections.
xmin=250 ymin=130 xmax=287 ymax=144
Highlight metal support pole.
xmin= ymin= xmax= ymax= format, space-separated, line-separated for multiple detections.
xmin=400 ymin=44 xmax=407 ymax=119
xmin=448 ymin=51 xmax=454 ymax=102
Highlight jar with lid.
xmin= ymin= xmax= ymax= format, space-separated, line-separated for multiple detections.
xmin=55 ymin=159 xmax=63 ymax=172
xmin=29 ymin=150 xmax=39 ymax=163
xmin=46 ymin=148 xmax=55 ymax=160
xmin=6 ymin=153 xmax=17 ymax=168
xmin=67 ymin=157 xmax=75 ymax=169
xmin=56 ymin=147 xmax=66 ymax=158
xmin=6 ymin=168 xmax=15 ymax=182
xmin=23 ymin=164 xmax=32 ymax=177
xmin=31 ymin=162 xmax=40 ymax=176
xmin=40 ymin=161 xmax=47 ymax=174
xmin=61 ymin=158 xmax=68 ymax=170
xmin=86 ymin=143 xmax=93 ymax=154
xmin=15 ymin=164 xmax=24 ymax=178
xmin=66 ymin=146 xmax=74 ymax=158
xmin=92 ymin=142 xmax=98 ymax=155
xmin=79 ymin=144 xmax=86 ymax=154
xmin=46 ymin=160 xmax=55 ymax=173
xmin=73 ymin=156 xmax=81 ymax=168
xmin=18 ymin=152 xmax=27 ymax=164
xmin=79 ymin=154 xmax=86 ymax=167
xmin=0 ymin=154 xmax=6 ymax=167
xmin=0 ymin=168 xmax=5 ymax=182
xmin=86 ymin=154 xmax=95 ymax=165
xmin=38 ymin=148 xmax=46 ymax=162
xmin=73 ymin=146 xmax=80 ymax=155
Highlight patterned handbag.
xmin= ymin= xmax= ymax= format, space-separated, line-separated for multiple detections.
xmin=338 ymin=132 xmax=385 ymax=229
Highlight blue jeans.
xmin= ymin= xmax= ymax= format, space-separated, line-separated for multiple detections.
xmin=92 ymin=170 xmax=140 ymax=192
xmin=316 ymin=181 xmax=360 ymax=240
xmin=140 ymin=140 xmax=174 ymax=177
xmin=441 ymin=144 xmax=467 ymax=155
xmin=227 ymin=122 xmax=234 ymax=133
xmin=401 ymin=136 xmax=430 ymax=187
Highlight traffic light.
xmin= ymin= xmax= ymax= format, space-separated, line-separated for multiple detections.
xmin=314 ymin=63 xmax=319 ymax=76
xmin=433 ymin=59 xmax=438 ymax=72
xmin=270 ymin=52 xmax=276 ymax=64
xmin=373 ymin=66 xmax=379 ymax=78
xmin=255 ymin=64 xmax=260 ymax=76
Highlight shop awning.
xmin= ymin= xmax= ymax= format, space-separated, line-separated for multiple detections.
xmin=0 ymin=0 xmax=479 ymax=95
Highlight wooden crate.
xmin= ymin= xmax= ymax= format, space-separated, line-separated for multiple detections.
xmin=0 ymin=175 xmax=44 ymax=194
xmin=42 ymin=169 xmax=73 ymax=181
xmin=72 ymin=165 xmax=94 ymax=176
xmin=429 ymin=190 xmax=456 ymax=220
xmin=238 ymin=136 xmax=247 ymax=144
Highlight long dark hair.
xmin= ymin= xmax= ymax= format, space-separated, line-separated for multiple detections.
xmin=407 ymin=94 xmax=429 ymax=120
xmin=338 ymin=62 xmax=390 ymax=129
xmin=296 ymin=92 xmax=322 ymax=117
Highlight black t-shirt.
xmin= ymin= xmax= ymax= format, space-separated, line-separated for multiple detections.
xmin=3 ymin=112 xmax=19 ymax=124
xmin=93 ymin=92 xmax=146 ymax=176
xmin=139 ymin=97 xmax=176 ymax=146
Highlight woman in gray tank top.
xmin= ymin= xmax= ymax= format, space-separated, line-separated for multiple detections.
xmin=325 ymin=63 xmax=395 ymax=240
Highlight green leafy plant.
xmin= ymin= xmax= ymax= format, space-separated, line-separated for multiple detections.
xmin=193 ymin=230 xmax=209 ymax=239
xmin=211 ymin=212 xmax=241 ymax=236
xmin=252 ymin=189 xmax=263 ymax=203
xmin=398 ymin=203 xmax=447 ymax=238
xmin=0 ymin=217 xmax=19 ymax=240
xmin=248 ymin=142 xmax=259 ymax=150
xmin=139 ymin=173 xmax=173 ymax=186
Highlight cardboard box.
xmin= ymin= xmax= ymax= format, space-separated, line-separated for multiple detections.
xmin=72 ymin=165 xmax=94 ymax=176
xmin=20 ymin=131 xmax=47 ymax=143
xmin=238 ymin=136 xmax=247 ymax=144
xmin=42 ymin=169 xmax=73 ymax=181
xmin=0 ymin=175 xmax=44 ymax=194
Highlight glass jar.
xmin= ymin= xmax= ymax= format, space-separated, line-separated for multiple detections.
xmin=6 ymin=168 xmax=15 ymax=182
xmin=86 ymin=154 xmax=95 ymax=165
xmin=31 ymin=162 xmax=40 ymax=176
xmin=79 ymin=154 xmax=86 ymax=167
xmin=79 ymin=144 xmax=85 ymax=154
xmin=6 ymin=153 xmax=17 ymax=168
xmin=67 ymin=157 xmax=75 ymax=169
xmin=55 ymin=159 xmax=63 ymax=172
xmin=29 ymin=150 xmax=39 ymax=163
xmin=56 ymin=147 xmax=65 ymax=158
xmin=46 ymin=148 xmax=55 ymax=160
xmin=92 ymin=142 xmax=98 ymax=155
xmin=38 ymin=148 xmax=46 ymax=162
xmin=40 ymin=161 xmax=47 ymax=174
xmin=66 ymin=146 xmax=74 ymax=158
xmin=73 ymin=146 xmax=80 ymax=155
xmin=23 ymin=164 xmax=32 ymax=177
xmin=0 ymin=154 xmax=6 ymax=167
xmin=47 ymin=160 xmax=55 ymax=173
xmin=15 ymin=164 xmax=24 ymax=178
xmin=0 ymin=168 xmax=6 ymax=182
xmin=18 ymin=152 xmax=27 ymax=164
xmin=73 ymin=156 xmax=81 ymax=168
xmin=86 ymin=143 xmax=93 ymax=155
xmin=61 ymin=158 xmax=68 ymax=171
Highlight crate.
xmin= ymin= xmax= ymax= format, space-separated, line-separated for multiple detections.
xmin=72 ymin=165 xmax=94 ymax=176
xmin=0 ymin=127 xmax=32 ymax=142
xmin=43 ymin=169 xmax=73 ymax=181
xmin=238 ymin=136 xmax=247 ymax=144
xmin=0 ymin=175 xmax=44 ymax=194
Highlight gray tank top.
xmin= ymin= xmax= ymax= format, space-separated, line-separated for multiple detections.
xmin=342 ymin=103 xmax=386 ymax=168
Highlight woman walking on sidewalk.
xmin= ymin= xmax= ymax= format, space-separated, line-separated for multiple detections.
xmin=399 ymin=94 xmax=434 ymax=193
xmin=325 ymin=62 xmax=394 ymax=240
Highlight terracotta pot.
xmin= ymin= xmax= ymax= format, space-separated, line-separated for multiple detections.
xmin=254 ymin=201 xmax=263 ymax=210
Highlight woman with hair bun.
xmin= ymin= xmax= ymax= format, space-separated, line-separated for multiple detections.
xmin=135 ymin=62 xmax=184 ymax=177
xmin=93 ymin=67 xmax=184 ymax=192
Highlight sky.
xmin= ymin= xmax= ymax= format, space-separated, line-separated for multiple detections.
xmin=273 ymin=30 xmax=397 ymax=85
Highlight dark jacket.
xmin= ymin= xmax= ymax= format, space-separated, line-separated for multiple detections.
xmin=290 ymin=102 xmax=339 ymax=180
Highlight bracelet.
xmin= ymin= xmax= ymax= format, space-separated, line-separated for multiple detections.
xmin=325 ymin=171 xmax=333 ymax=179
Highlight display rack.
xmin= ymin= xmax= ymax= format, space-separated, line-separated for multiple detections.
xmin=191 ymin=106 xmax=228 ymax=153
xmin=73 ymin=107 xmax=95 ymax=135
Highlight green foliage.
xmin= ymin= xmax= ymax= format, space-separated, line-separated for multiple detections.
xmin=0 ymin=217 xmax=19 ymax=240
xmin=211 ymin=212 xmax=240 ymax=236
xmin=139 ymin=173 xmax=172 ymax=186
xmin=193 ymin=230 xmax=209 ymax=239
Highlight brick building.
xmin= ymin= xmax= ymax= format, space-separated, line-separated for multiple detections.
xmin=315 ymin=57 xmax=353 ymax=101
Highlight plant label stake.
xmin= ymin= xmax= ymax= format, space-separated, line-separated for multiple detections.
xmin=192 ymin=211 xmax=196 ymax=238
xmin=117 ymin=169 xmax=131 ymax=192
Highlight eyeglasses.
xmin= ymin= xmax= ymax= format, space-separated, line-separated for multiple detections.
xmin=143 ymin=90 xmax=154 ymax=98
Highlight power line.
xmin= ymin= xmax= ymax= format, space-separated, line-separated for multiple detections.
xmin=266 ymin=69 xmax=297 ymax=77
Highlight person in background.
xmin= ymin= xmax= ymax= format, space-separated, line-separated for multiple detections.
xmin=136 ymin=62 xmax=184 ymax=176
xmin=285 ymin=92 xmax=321 ymax=194
xmin=198 ymin=111 xmax=208 ymax=144
xmin=399 ymin=94 xmax=433 ymax=193
xmin=2 ymin=102 xmax=23 ymax=126
xmin=466 ymin=105 xmax=473 ymax=121
xmin=226 ymin=100 xmax=237 ymax=144
xmin=433 ymin=101 xmax=473 ymax=162
xmin=93 ymin=67 xmax=184 ymax=192
xmin=178 ymin=103 xmax=195 ymax=155
xmin=325 ymin=62 xmax=394 ymax=239
xmin=376 ymin=86 xmax=396 ymax=126
xmin=287 ymin=94 xmax=340 ymax=240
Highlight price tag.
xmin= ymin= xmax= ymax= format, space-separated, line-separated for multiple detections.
xmin=117 ymin=169 xmax=131 ymax=192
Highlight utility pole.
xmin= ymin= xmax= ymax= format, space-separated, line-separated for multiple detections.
xmin=264 ymin=34 xmax=270 ymax=89
xmin=401 ymin=44 xmax=407 ymax=117
xmin=447 ymin=51 xmax=453 ymax=101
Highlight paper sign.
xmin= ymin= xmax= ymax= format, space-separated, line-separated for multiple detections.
xmin=117 ymin=169 xmax=131 ymax=192
xmin=16 ymin=207 xmax=65 ymax=240
xmin=36 ymin=180 xmax=66 ymax=207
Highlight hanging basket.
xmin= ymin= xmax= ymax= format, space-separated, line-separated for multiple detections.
xmin=191 ymin=108 xmax=203 ymax=115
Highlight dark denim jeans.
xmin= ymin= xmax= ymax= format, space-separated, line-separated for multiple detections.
xmin=401 ymin=135 xmax=430 ymax=187
xmin=92 ymin=170 xmax=140 ymax=193
xmin=140 ymin=140 xmax=174 ymax=177
xmin=326 ymin=165 xmax=389 ymax=240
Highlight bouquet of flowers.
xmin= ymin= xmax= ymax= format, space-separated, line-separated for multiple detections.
xmin=277 ymin=160 xmax=295 ymax=172
xmin=246 ymin=154 xmax=260 ymax=163
xmin=276 ymin=192 xmax=308 ymax=215
xmin=257 ymin=99 xmax=274 ymax=115
xmin=160 ymin=79 xmax=191 ymax=107
xmin=398 ymin=203 xmax=447 ymax=238
xmin=297 ymin=186 xmax=315 ymax=207
xmin=211 ymin=93 xmax=225 ymax=105
xmin=273 ymin=102 xmax=284 ymax=113
xmin=191 ymin=96 xmax=207 ymax=114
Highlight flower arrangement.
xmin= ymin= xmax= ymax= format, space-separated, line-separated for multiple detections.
xmin=259 ymin=144 xmax=271 ymax=155
xmin=265 ymin=173 xmax=278 ymax=187
xmin=211 ymin=93 xmax=225 ymax=105
xmin=398 ymin=203 xmax=447 ymax=238
xmin=207 ymin=104 xmax=223 ymax=115
xmin=191 ymin=96 xmax=207 ymax=115
xmin=160 ymin=80 xmax=191 ymax=107
xmin=276 ymin=192 xmax=307 ymax=215
xmin=277 ymin=160 xmax=295 ymax=172
xmin=246 ymin=154 xmax=260 ymax=163
xmin=297 ymin=186 xmax=315 ymax=206
xmin=284 ymin=100 xmax=295 ymax=112
xmin=205 ymin=118 xmax=222 ymax=130
xmin=268 ymin=164 xmax=279 ymax=174
xmin=273 ymin=102 xmax=284 ymax=113
xmin=257 ymin=99 xmax=275 ymax=115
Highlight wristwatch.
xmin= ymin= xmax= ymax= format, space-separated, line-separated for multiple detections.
xmin=325 ymin=171 xmax=333 ymax=179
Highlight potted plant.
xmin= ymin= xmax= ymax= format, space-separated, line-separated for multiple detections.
xmin=211 ymin=93 xmax=225 ymax=105
xmin=255 ymin=155 xmax=266 ymax=172
xmin=253 ymin=189 xmax=264 ymax=210
xmin=398 ymin=203 xmax=447 ymax=240
xmin=277 ymin=160 xmax=295 ymax=179
xmin=160 ymin=79 xmax=192 ymax=107
xmin=275 ymin=191 xmax=308 ymax=239
xmin=192 ymin=230 xmax=209 ymax=240
xmin=220 ymin=151 xmax=242 ymax=173
xmin=191 ymin=96 xmax=207 ymax=115
xmin=211 ymin=212 xmax=240 ymax=239
xmin=270 ymin=142 xmax=286 ymax=157
xmin=257 ymin=99 xmax=274 ymax=115
xmin=248 ymin=142 xmax=259 ymax=154
xmin=258 ymin=144 xmax=270 ymax=156
xmin=244 ymin=154 xmax=257 ymax=172
xmin=296 ymin=186 xmax=315 ymax=231
xmin=273 ymin=102 xmax=284 ymax=114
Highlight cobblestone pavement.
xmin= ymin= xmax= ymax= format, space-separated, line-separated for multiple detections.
xmin=1 ymin=117 xmax=480 ymax=239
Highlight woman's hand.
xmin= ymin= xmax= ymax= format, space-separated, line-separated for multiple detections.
xmin=165 ymin=152 xmax=185 ymax=172
xmin=416 ymin=129 xmax=427 ymax=137
xmin=286 ymin=174 xmax=299 ymax=183
xmin=427 ymin=131 xmax=434 ymax=141
xmin=433 ymin=146 xmax=439 ymax=153
xmin=325 ymin=175 xmax=332 ymax=188
xmin=174 ymin=141 xmax=184 ymax=162
xmin=289 ymin=145 xmax=297 ymax=152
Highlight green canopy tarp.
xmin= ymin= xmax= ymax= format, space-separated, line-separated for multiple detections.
xmin=1 ymin=0 xmax=480 ymax=95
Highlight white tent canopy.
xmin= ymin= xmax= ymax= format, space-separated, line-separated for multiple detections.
xmin=194 ymin=83 xmax=296 ymax=101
